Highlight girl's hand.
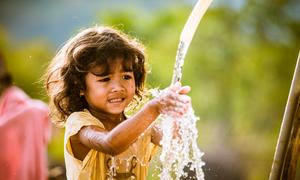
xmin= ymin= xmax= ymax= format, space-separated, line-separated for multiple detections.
xmin=150 ymin=82 xmax=191 ymax=117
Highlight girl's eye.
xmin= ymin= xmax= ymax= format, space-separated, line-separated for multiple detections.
xmin=98 ymin=77 xmax=110 ymax=82
xmin=123 ymin=75 xmax=132 ymax=80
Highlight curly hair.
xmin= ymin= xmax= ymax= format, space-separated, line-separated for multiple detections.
xmin=45 ymin=26 xmax=147 ymax=126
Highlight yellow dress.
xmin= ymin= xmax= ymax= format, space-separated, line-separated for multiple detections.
xmin=64 ymin=109 xmax=157 ymax=180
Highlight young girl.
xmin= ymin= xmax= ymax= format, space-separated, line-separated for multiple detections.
xmin=45 ymin=26 xmax=191 ymax=180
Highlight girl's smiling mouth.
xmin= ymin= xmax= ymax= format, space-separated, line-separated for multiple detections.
xmin=108 ymin=98 xmax=125 ymax=103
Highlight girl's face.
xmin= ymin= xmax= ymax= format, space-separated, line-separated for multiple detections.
xmin=83 ymin=58 xmax=136 ymax=117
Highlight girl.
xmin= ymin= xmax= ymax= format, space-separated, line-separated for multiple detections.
xmin=45 ymin=26 xmax=191 ymax=180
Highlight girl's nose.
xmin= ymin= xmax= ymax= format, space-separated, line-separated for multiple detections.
xmin=110 ymin=80 xmax=125 ymax=92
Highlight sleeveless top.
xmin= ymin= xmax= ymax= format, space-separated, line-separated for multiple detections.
xmin=64 ymin=109 xmax=157 ymax=180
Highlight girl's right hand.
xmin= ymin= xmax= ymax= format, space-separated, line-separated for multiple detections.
xmin=150 ymin=82 xmax=191 ymax=117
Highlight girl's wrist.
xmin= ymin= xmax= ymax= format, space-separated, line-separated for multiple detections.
xmin=147 ymin=99 xmax=160 ymax=116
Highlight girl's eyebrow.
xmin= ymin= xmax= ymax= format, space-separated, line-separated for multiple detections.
xmin=122 ymin=66 xmax=133 ymax=72
xmin=91 ymin=69 xmax=133 ymax=77
xmin=123 ymin=69 xmax=133 ymax=72
xmin=91 ymin=71 xmax=109 ymax=77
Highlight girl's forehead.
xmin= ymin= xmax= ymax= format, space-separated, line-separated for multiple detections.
xmin=89 ymin=65 xmax=105 ymax=75
xmin=89 ymin=58 xmax=132 ymax=76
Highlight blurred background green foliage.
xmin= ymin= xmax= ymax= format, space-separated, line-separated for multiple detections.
xmin=0 ymin=0 xmax=299 ymax=179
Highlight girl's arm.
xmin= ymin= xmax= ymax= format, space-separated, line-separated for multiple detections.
xmin=78 ymin=83 xmax=191 ymax=156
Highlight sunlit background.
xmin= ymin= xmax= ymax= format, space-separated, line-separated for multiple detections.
xmin=0 ymin=0 xmax=299 ymax=179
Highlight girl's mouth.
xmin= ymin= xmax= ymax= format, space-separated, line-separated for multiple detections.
xmin=108 ymin=98 xmax=125 ymax=103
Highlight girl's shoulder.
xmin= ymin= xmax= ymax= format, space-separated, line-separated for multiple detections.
xmin=66 ymin=109 xmax=105 ymax=129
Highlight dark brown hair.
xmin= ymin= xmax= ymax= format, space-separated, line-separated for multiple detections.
xmin=45 ymin=26 xmax=147 ymax=125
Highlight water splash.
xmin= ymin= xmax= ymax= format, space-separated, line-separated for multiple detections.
xmin=164 ymin=40 xmax=204 ymax=180
xmin=158 ymin=107 xmax=205 ymax=180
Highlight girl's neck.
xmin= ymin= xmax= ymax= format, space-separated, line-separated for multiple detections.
xmin=89 ymin=108 xmax=125 ymax=130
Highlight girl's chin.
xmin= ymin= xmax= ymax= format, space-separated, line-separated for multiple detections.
xmin=106 ymin=108 xmax=125 ymax=115
xmin=107 ymin=104 xmax=127 ymax=114
xmin=89 ymin=107 xmax=124 ymax=116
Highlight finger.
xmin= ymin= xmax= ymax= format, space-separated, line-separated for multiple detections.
xmin=163 ymin=107 xmax=186 ymax=117
xmin=173 ymin=111 xmax=184 ymax=118
xmin=177 ymin=95 xmax=191 ymax=104
xmin=177 ymin=86 xmax=191 ymax=94
xmin=164 ymin=91 xmax=180 ymax=103
xmin=174 ymin=101 xmax=190 ymax=112
xmin=160 ymin=96 xmax=190 ymax=113
xmin=178 ymin=105 xmax=189 ymax=114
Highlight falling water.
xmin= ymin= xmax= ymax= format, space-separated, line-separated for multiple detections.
xmin=151 ymin=88 xmax=205 ymax=180
xmin=156 ymin=33 xmax=205 ymax=178
xmin=158 ymin=107 xmax=205 ymax=180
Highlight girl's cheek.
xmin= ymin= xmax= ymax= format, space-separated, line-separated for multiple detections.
xmin=131 ymin=85 xmax=135 ymax=90
xmin=129 ymin=81 xmax=136 ymax=90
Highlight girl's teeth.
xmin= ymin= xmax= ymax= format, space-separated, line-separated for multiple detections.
xmin=109 ymin=98 xmax=122 ymax=103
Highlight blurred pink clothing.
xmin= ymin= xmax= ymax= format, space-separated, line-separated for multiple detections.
xmin=0 ymin=86 xmax=50 ymax=180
